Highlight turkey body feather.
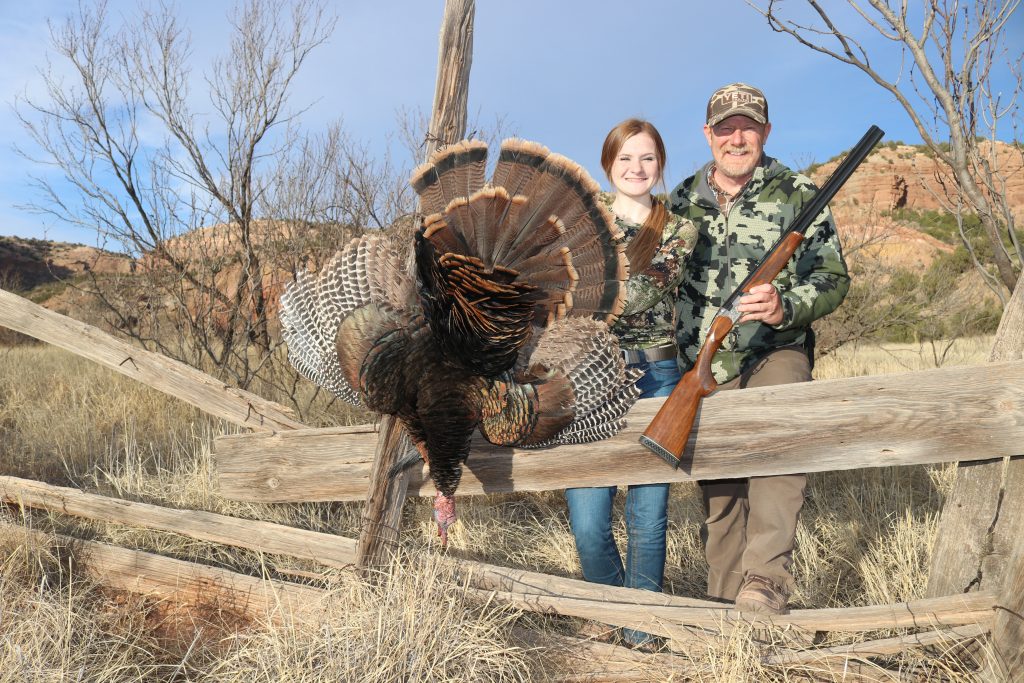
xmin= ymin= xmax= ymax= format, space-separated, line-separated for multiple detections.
xmin=280 ymin=139 xmax=643 ymax=538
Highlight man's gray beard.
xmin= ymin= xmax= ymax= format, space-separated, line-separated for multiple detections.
xmin=717 ymin=151 xmax=758 ymax=180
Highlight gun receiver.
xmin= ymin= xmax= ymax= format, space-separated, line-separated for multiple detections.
xmin=640 ymin=125 xmax=884 ymax=469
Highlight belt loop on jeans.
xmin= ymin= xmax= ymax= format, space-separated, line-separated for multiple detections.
xmin=622 ymin=343 xmax=677 ymax=364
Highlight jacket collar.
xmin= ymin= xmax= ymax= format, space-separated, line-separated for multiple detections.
xmin=687 ymin=154 xmax=784 ymax=209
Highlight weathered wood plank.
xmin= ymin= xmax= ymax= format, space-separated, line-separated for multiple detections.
xmin=355 ymin=415 xmax=412 ymax=573
xmin=0 ymin=288 xmax=304 ymax=432
xmin=0 ymin=522 xmax=326 ymax=625
xmin=925 ymin=456 xmax=1008 ymax=596
xmin=425 ymin=0 xmax=474 ymax=151
xmin=762 ymin=624 xmax=988 ymax=665
xmin=0 ymin=518 xmax=995 ymax=673
xmin=458 ymin=559 xmax=723 ymax=609
xmin=0 ymin=475 xmax=356 ymax=568
xmin=0 ymin=476 xmax=721 ymax=610
xmin=511 ymin=627 xmax=689 ymax=682
xmin=988 ymin=273 xmax=1024 ymax=364
xmin=3 ymin=518 xmax=683 ymax=681
xmin=471 ymin=587 xmax=995 ymax=640
xmin=213 ymin=360 xmax=1024 ymax=502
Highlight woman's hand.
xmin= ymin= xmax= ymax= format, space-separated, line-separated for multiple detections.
xmin=737 ymin=283 xmax=783 ymax=326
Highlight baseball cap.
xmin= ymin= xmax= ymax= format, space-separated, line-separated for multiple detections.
xmin=706 ymin=83 xmax=769 ymax=126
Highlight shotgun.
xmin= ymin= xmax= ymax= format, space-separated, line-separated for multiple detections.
xmin=640 ymin=124 xmax=884 ymax=468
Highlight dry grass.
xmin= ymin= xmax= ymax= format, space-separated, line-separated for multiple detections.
xmin=0 ymin=337 xmax=999 ymax=681
xmin=0 ymin=519 xmax=531 ymax=683
xmin=0 ymin=521 xmax=175 ymax=682
xmin=813 ymin=334 xmax=994 ymax=379
xmin=201 ymin=552 xmax=532 ymax=683
xmin=0 ymin=345 xmax=207 ymax=484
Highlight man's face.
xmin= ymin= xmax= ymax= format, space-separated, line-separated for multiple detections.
xmin=703 ymin=115 xmax=771 ymax=182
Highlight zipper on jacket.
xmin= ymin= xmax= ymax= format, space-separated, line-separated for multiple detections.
xmin=722 ymin=198 xmax=740 ymax=372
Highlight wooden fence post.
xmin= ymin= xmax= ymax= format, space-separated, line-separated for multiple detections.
xmin=354 ymin=415 xmax=412 ymax=573
xmin=928 ymin=278 xmax=1024 ymax=598
xmin=354 ymin=0 xmax=474 ymax=573
xmin=424 ymin=0 xmax=475 ymax=154
xmin=989 ymin=518 xmax=1024 ymax=681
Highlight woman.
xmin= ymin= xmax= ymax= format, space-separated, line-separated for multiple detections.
xmin=565 ymin=118 xmax=696 ymax=647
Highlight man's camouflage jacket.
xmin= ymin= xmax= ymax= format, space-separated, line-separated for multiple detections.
xmin=668 ymin=155 xmax=850 ymax=383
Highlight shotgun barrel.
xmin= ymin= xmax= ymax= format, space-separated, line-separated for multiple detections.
xmin=640 ymin=125 xmax=884 ymax=468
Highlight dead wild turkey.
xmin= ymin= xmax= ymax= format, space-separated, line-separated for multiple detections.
xmin=280 ymin=139 xmax=642 ymax=543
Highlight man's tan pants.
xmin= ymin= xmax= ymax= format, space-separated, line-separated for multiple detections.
xmin=699 ymin=346 xmax=811 ymax=601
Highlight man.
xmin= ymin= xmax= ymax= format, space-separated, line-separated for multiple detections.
xmin=668 ymin=83 xmax=850 ymax=614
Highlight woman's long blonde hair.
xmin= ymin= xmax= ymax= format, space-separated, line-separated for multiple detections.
xmin=600 ymin=118 xmax=669 ymax=274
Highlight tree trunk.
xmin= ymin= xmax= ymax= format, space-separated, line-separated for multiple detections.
xmin=927 ymin=278 xmax=1024 ymax=597
xmin=354 ymin=0 xmax=474 ymax=574
xmin=952 ymin=163 xmax=1019 ymax=294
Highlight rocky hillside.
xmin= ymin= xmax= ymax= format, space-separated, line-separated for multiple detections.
xmin=809 ymin=141 xmax=1024 ymax=270
xmin=815 ymin=140 xmax=1024 ymax=218
xmin=0 ymin=236 xmax=132 ymax=292
xmin=2 ymin=141 xmax=1020 ymax=318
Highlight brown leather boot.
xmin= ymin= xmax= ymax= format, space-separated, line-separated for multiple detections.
xmin=734 ymin=573 xmax=789 ymax=615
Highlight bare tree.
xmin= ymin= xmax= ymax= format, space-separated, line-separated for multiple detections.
xmin=15 ymin=0 xmax=412 ymax=410
xmin=753 ymin=0 xmax=1023 ymax=300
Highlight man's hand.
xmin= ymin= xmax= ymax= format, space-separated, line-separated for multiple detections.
xmin=737 ymin=283 xmax=783 ymax=326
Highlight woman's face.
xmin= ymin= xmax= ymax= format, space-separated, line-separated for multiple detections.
xmin=610 ymin=132 xmax=660 ymax=199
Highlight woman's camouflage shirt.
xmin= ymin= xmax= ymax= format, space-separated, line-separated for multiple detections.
xmin=603 ymin=192 xmax=697 ymax=351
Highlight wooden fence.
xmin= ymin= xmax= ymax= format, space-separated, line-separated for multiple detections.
xmin=213 ymin=360 xmax=1024 ymax=501
xmin=2 ymin=285 xmax=1023 ymax=680
xmin=0 ymin=475 xmax=1002 ymax=679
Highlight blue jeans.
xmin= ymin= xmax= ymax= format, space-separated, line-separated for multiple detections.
xmin=565 ymin=483 xmax=669 ymax=590
xmin=565 ymin=359 xmax=675 ymax=645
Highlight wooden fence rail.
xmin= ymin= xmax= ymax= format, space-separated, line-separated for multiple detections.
xmin=213 ymin=360 xmax=1024 ymax=502
xmin=476 ymin=587 xmax=995 ymax=637
xmin=0 ymin=521 xmax=689 ymax=681
xmin=0 ymin=496 xmax=999 ymax=682
xmin=0 ymin=0 xmax=1019 ymax=652
xmin=2 ymin=280 xmax=1021 ymax=673
xmin=0 ymin=288 xmax=304 ymax=432
xmin=0 ymin=475 xmax=355 ymax=569
xmin=992 ymin=515 xmax=1024 ymax=679
xmin=761 ymin=624 xmax=989 ymax=665
xmin=352 ymin=0 xmax=478 ymax=573
xmin=0 ymin=521 xmax=325 ymax=625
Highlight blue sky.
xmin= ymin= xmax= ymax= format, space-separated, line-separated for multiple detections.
xmin=1 ymin=0 xmax=1021 ymax=245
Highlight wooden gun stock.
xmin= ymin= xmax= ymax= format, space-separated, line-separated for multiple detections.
xmin=639 ymin=316 xmax=728 ymax=467
xmin=640 ymin=124 xmax=884 ymax=468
